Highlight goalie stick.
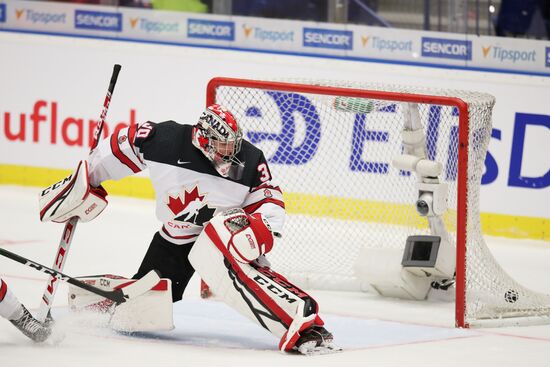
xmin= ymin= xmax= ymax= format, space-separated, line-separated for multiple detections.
xmin=37 ymin=64 xmax=122 ymax=322
xmin=0 ymin=247 xmax=160 ymax=305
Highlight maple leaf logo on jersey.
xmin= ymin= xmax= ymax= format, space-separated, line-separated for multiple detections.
xmin=166 ymin=186 xmax=216 ymax=226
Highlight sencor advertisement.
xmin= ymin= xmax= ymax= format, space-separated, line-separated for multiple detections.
xmin=74 ymin=10 xmax=122 ymax=32
xmin=187 ymin=18 xmax=235 ymax=41
xmin=421 ymin=37 xmax=472 ymax=61
xmin=303 ymin=27 xmax=353 ymax=50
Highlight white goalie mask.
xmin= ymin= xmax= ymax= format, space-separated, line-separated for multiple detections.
xmin=192 ymin=104 xmax=244 ymax=178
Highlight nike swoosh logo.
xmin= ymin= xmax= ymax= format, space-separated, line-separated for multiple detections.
xmin=177 ymin=160 xmax=190 ymax=165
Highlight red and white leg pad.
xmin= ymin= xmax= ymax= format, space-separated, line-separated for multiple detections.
xmin=0 ymin=279 xmax=24 ymax=320
xmin=188 ymin=212 xmax=325 ymax=352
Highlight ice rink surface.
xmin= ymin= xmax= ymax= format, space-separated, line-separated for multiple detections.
xmin=0 ymin=186 xmax=549 ymax=367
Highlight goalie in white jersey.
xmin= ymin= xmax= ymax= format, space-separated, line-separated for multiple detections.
xmin=73 ymin=104 xmax=338 ymax=354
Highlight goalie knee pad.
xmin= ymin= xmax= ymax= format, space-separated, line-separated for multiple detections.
xmin=39 ymin=160 xmax=108 ymax=223
xmin=188 ymin=210 xmax=325 ymax=352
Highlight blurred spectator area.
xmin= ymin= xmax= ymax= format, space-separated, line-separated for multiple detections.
xmin=228 ymin=0 xmax=549 ymax=39
xmin=38 ymin=0 xmax=550 ymax=39
xmin=231 ymin=0 xmax=381 ymax=25
xmin=375 ymin=0 xmax=549 ymax=39
xmin=494 ymin=0 xmax=550 ymax=38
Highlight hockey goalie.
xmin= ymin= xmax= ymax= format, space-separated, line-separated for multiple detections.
xmin=38 ymin=104 xmax=339 ymax=354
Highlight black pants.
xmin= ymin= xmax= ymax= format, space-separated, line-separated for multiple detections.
xmin=133 ymin=232 xmax=195 ymax=302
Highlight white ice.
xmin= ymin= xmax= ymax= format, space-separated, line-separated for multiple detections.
xmin=0 ymin=186 xmax=549 ymax=367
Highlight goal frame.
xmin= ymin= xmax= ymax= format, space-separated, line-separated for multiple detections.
xmin=205 ymin=77 xmax=472 ymax=328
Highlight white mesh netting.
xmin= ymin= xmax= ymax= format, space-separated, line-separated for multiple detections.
xmin=210 ymin=78 xmax=550 ymax=326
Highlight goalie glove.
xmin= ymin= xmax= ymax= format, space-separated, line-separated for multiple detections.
xmin=221 ymin=208 xmax=274 ymax=264
xmin=39 ymin=160 xmax=108 ymax=223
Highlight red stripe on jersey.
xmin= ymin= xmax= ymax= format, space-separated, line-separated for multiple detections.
xmin=250 ymin=183 xmax=282 ymax=194
xmin=161 ymin=226 xmax=199 ymax=240
xmin=0 ymin=280 xmax=7 ymax=302
xmin=205 ymin=224 xmax=293 ymax=328
xmin=110 ymin=132 xmax=141 ymax=173
xmin=243 ymin=198 xmax=285 ymax=214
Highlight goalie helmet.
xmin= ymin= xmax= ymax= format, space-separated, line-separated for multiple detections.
xmin=192 ymin=104 xmax=243 ymax=177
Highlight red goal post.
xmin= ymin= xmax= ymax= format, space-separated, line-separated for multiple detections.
xmin=202 ymin=77 xmax=550 ymax=328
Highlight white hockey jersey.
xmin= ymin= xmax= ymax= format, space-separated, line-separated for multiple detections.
xmin=88 ymin=121 xmax=285 ymax=245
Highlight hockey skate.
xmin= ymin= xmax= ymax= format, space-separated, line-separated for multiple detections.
xmin=293 ymin=326 xmax=342 ymax=355
xmin=10 ymin=306 xmax=52 ymax=342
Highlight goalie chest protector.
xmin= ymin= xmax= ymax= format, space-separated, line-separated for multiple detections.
xmin=127 ymin=121 xmax=276 ymax=244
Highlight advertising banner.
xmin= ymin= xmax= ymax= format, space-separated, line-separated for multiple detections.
xmin=121 ymin=7 xmax=185 ymax=43
xmin=1 ymin=0 xmax=72 ymax=33
xmin=233 ymin=16 xmax=301 ymax=52
xmin=470 ymin=36 xmax=548 ymax=73
xmin=349 ymin=25 xmax=418 ymax=62
xmin=1 ymin=1 xmax=550 ymax=75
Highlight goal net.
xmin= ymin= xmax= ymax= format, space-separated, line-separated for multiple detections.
xmin=205 ymin=77 xmax=550 ymax=327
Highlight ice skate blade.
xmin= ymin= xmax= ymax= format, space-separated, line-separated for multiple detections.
xmin=296 ymin=341 xmax=343 ymax=356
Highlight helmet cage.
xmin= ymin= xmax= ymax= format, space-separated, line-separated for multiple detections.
xmin=196 ymin=109 xmax=242 ymax=164
xmin=192 ymin=105 xmax=244 ymax=179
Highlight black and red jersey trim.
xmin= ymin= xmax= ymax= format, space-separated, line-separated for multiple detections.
xmin=243 ymin=198 xmax=285 ymax=214
xmin=110 ymin=131 xmax=141 ymax=173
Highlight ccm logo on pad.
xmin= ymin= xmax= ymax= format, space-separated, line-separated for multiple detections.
xmin=84 ymin=203 xmax=97 ymax=215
